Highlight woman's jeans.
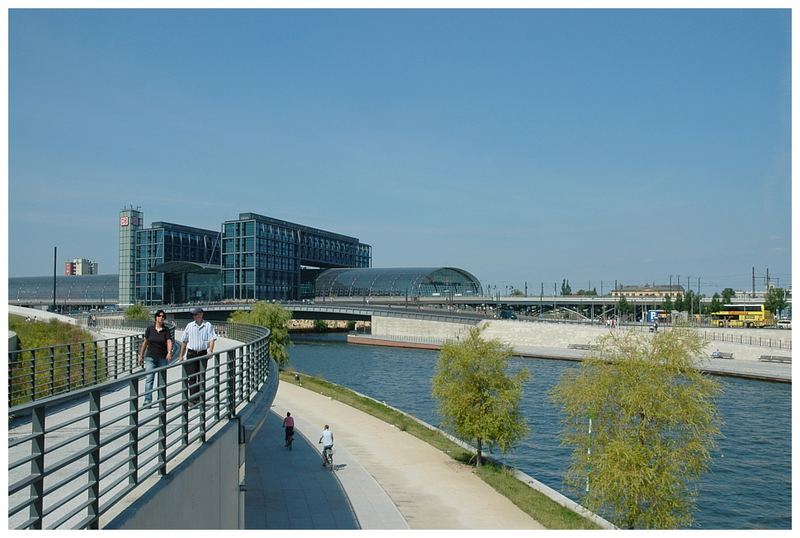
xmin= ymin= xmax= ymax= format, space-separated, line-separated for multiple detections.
xmin=144 ymin=357 xmax=169 ymax=404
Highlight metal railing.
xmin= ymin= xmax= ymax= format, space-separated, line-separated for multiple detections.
xmin=700 ymin=330 xmax=792 ymax=351
xmin=8 ymin=331 xmax=141 ymax=407
xmin=349 ymin=332 xmax=449 ymax=346
xmin=8 ymin=320 xmax=273 ymax=530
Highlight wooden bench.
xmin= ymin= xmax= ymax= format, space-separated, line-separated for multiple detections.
xmin=568 ymin=344 xmax=599 ymax=351
xmin=710 ymin=351 xmax=734 ymax=359
xmin=759 ymin=355 xmax=792 ymax=364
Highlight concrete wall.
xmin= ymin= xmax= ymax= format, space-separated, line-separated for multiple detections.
xmin=371 ymin=316 xmax=791 ymax=362
xmin=106 ymin=421 xmax=241 ymax=529
xmin=371 ymin=316 xmax=472 ymax=340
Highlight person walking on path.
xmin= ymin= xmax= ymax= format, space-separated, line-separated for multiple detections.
xmin=319 ymin=424 xmax=334 ymax=467
xmin=283 ymin=412 xmax=295 ymax=447
xmin=138 ymin=309 xmax=173 ymax=408
xmin=179 ymin=306 xmax=217 ymax=407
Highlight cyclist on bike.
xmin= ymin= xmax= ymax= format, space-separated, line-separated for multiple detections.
xmin=282 ymin=412 xmax=295 ymax=448
xmin=318 ymin=424 xmax=334 ymax=467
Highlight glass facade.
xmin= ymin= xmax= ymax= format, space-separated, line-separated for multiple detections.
xmin=10 ymin=274 xmax=119 ymax=306
xmin=135 ymin=223 xmax=221 ymax=305
xmin=118 ymin=208 xmax=143 ymax=305
xmin=222 ymin=213 xmax=371 ymax=301
xmin=313 ymin=267 xmax=483 ymax=298
xmin=116 ymin=206 xmax=370 ymax=305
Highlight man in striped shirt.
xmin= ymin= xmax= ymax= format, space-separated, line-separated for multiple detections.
xmin=180 ymin=307 xmax=217 ymax=407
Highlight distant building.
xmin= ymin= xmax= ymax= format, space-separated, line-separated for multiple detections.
xmin=611 ymin=284 xmax=685 ymax=299
xmin=64 ymin=258 xmax=99 ymax=276
xmin=118 ymin=207 xmax=372 ymax=305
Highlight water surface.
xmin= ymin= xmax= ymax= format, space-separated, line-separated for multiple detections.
xmin=287 ymin=334 xmax=791 ymax=529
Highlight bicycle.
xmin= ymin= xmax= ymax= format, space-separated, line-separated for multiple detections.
xmin=322 ymin=446 xmax=334 ymax=471
xmin=285 ymin=429 xmax=294 ymax=450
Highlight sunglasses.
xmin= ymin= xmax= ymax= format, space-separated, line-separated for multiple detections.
xmin=156 ymin=314 xmax=166 ymax=318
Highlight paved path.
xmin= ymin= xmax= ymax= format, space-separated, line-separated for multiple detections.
xmin=263 ymin=382 xmax=544 ymax=529
xmin=244 ymin=410 xmax=361 ymax=529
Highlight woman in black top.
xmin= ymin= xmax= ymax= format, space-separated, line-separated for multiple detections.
xmin=138 ymin=309 xmax=174 ymax=408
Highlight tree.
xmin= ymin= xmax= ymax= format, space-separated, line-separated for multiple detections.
xmin=228 ymin=301 xmax=292 ymax=366
xmin=124 ymin=303 xmax=150 ymax=321
xmin=683 ymin=290 xmax=702 ymax=316
xmin=313 ymin=319 xmax=328 ymax=332
xmin=510 ymin=288 xmax=525 ymax=297
xmin=707 ymin=293 xmax=722 ymax=315
xmin=550 ymin=328 xmax=723 ymax=529
xmin=764 ymin=287 xmax=787 ymax=315
xmin=674 ymin=294 xmax=684 ymax=312
xmin=616 ymin=297 xmax=633 ymax=316
xmin=662 ymin=296 xmax=673 ymax=311
xmin=721 ymin=288 xmax=735 ymax=305
xmin=431 ymin=326 xmax=530 ymax=467
xmin=561 ymin=279 xmax=572 ymax=296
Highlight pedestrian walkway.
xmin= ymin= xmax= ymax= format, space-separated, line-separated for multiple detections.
xmin=252 ymin=382 xmax=544 ymax=529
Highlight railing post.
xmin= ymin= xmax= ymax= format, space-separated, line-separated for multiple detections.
xmin=237 ymin=347 xmax=244 ymax=407
xmin=128 ymin=377 xmax=139 ymax=487
xmin=81 ymin=343 xmax=87 ymax=388
xmin=181 ymin=361 xmax=189 ymax=447
xmin=211 ymin=353 xmax=220 ymax=422
xmin=49 ymin=348 xmax=55 ymax=398
xmin=7 ymin=351 xmax=12 ymax=407
xmin=29 ymin=405 xmax=45 ymax=529
xmin=200 ymin=357 xmax=207 ymax=444
xmin=87 ymin=389 xmax=101 ymax=529
xmin=113 ymin=338 xmax=119 ymax=377
xmin=30 ymin=349 xmax=37 ymax=402
xmin=157 ymin=368 xmax=167 ymax=475
xmin=246 ymin=344 xmax=254 ymax=401
xmin=94 ymin=343 xmax=100 ymax=385
xmin=227 ymin=350 xmax=236 ymax=417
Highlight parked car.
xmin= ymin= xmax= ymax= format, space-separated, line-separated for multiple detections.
xmin=777 ymin=319 xmax=791 ymax=329
xmin=499 ymin=310 xmax=517 ymax=320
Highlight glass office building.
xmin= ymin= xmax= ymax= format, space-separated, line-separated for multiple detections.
xmin=313 ymin=267 xmax=483 ymax=298
xmin=135 ymin=222 xmax=221 ymax=305
xmin=118 ymin=207 xmax=371 ymax=305
xmin=222 ymin=213 xmax=371 ymax=301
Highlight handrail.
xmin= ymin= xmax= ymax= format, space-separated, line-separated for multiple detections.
xmin=8 ymin=319 xmax=273 ymax=530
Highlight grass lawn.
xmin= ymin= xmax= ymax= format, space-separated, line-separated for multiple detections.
xmin=9 ymin=314 xmax=105 ymax=405
xmin=279 ymin=369 xmax=600 ymax=529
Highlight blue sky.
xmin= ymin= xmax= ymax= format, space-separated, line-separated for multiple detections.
xmin=7 ymin=8 xmax=792 ymax=294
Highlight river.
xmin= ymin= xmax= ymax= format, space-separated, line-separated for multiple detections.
xmin=287 ymin=334 xmax=791 ymax=529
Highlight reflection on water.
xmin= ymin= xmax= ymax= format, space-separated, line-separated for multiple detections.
xmin=288 ymin=334 xmax=791 ymax=529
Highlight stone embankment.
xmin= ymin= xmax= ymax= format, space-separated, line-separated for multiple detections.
xmin=361 ymin=316 xmax=791 ymax=382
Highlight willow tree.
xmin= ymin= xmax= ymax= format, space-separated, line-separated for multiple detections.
xmin=432 ymin=326 xmax=529 ymax=466
xmin=228 ymin=301 xmax=292 ymax=366
xmin=124 ymin=303 xmax=150 ymax=321
xmin=551 ymin=327 xmax=722 ymax=529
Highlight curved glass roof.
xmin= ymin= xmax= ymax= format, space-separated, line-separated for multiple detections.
xmin=314 ymin=267 xmax=482 ymax=297
xmin=9 ymin=274 xmax=119 ymax=304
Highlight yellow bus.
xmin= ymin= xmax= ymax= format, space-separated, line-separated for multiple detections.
xmin=710 ymin=304 xmax=775 ymax=328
